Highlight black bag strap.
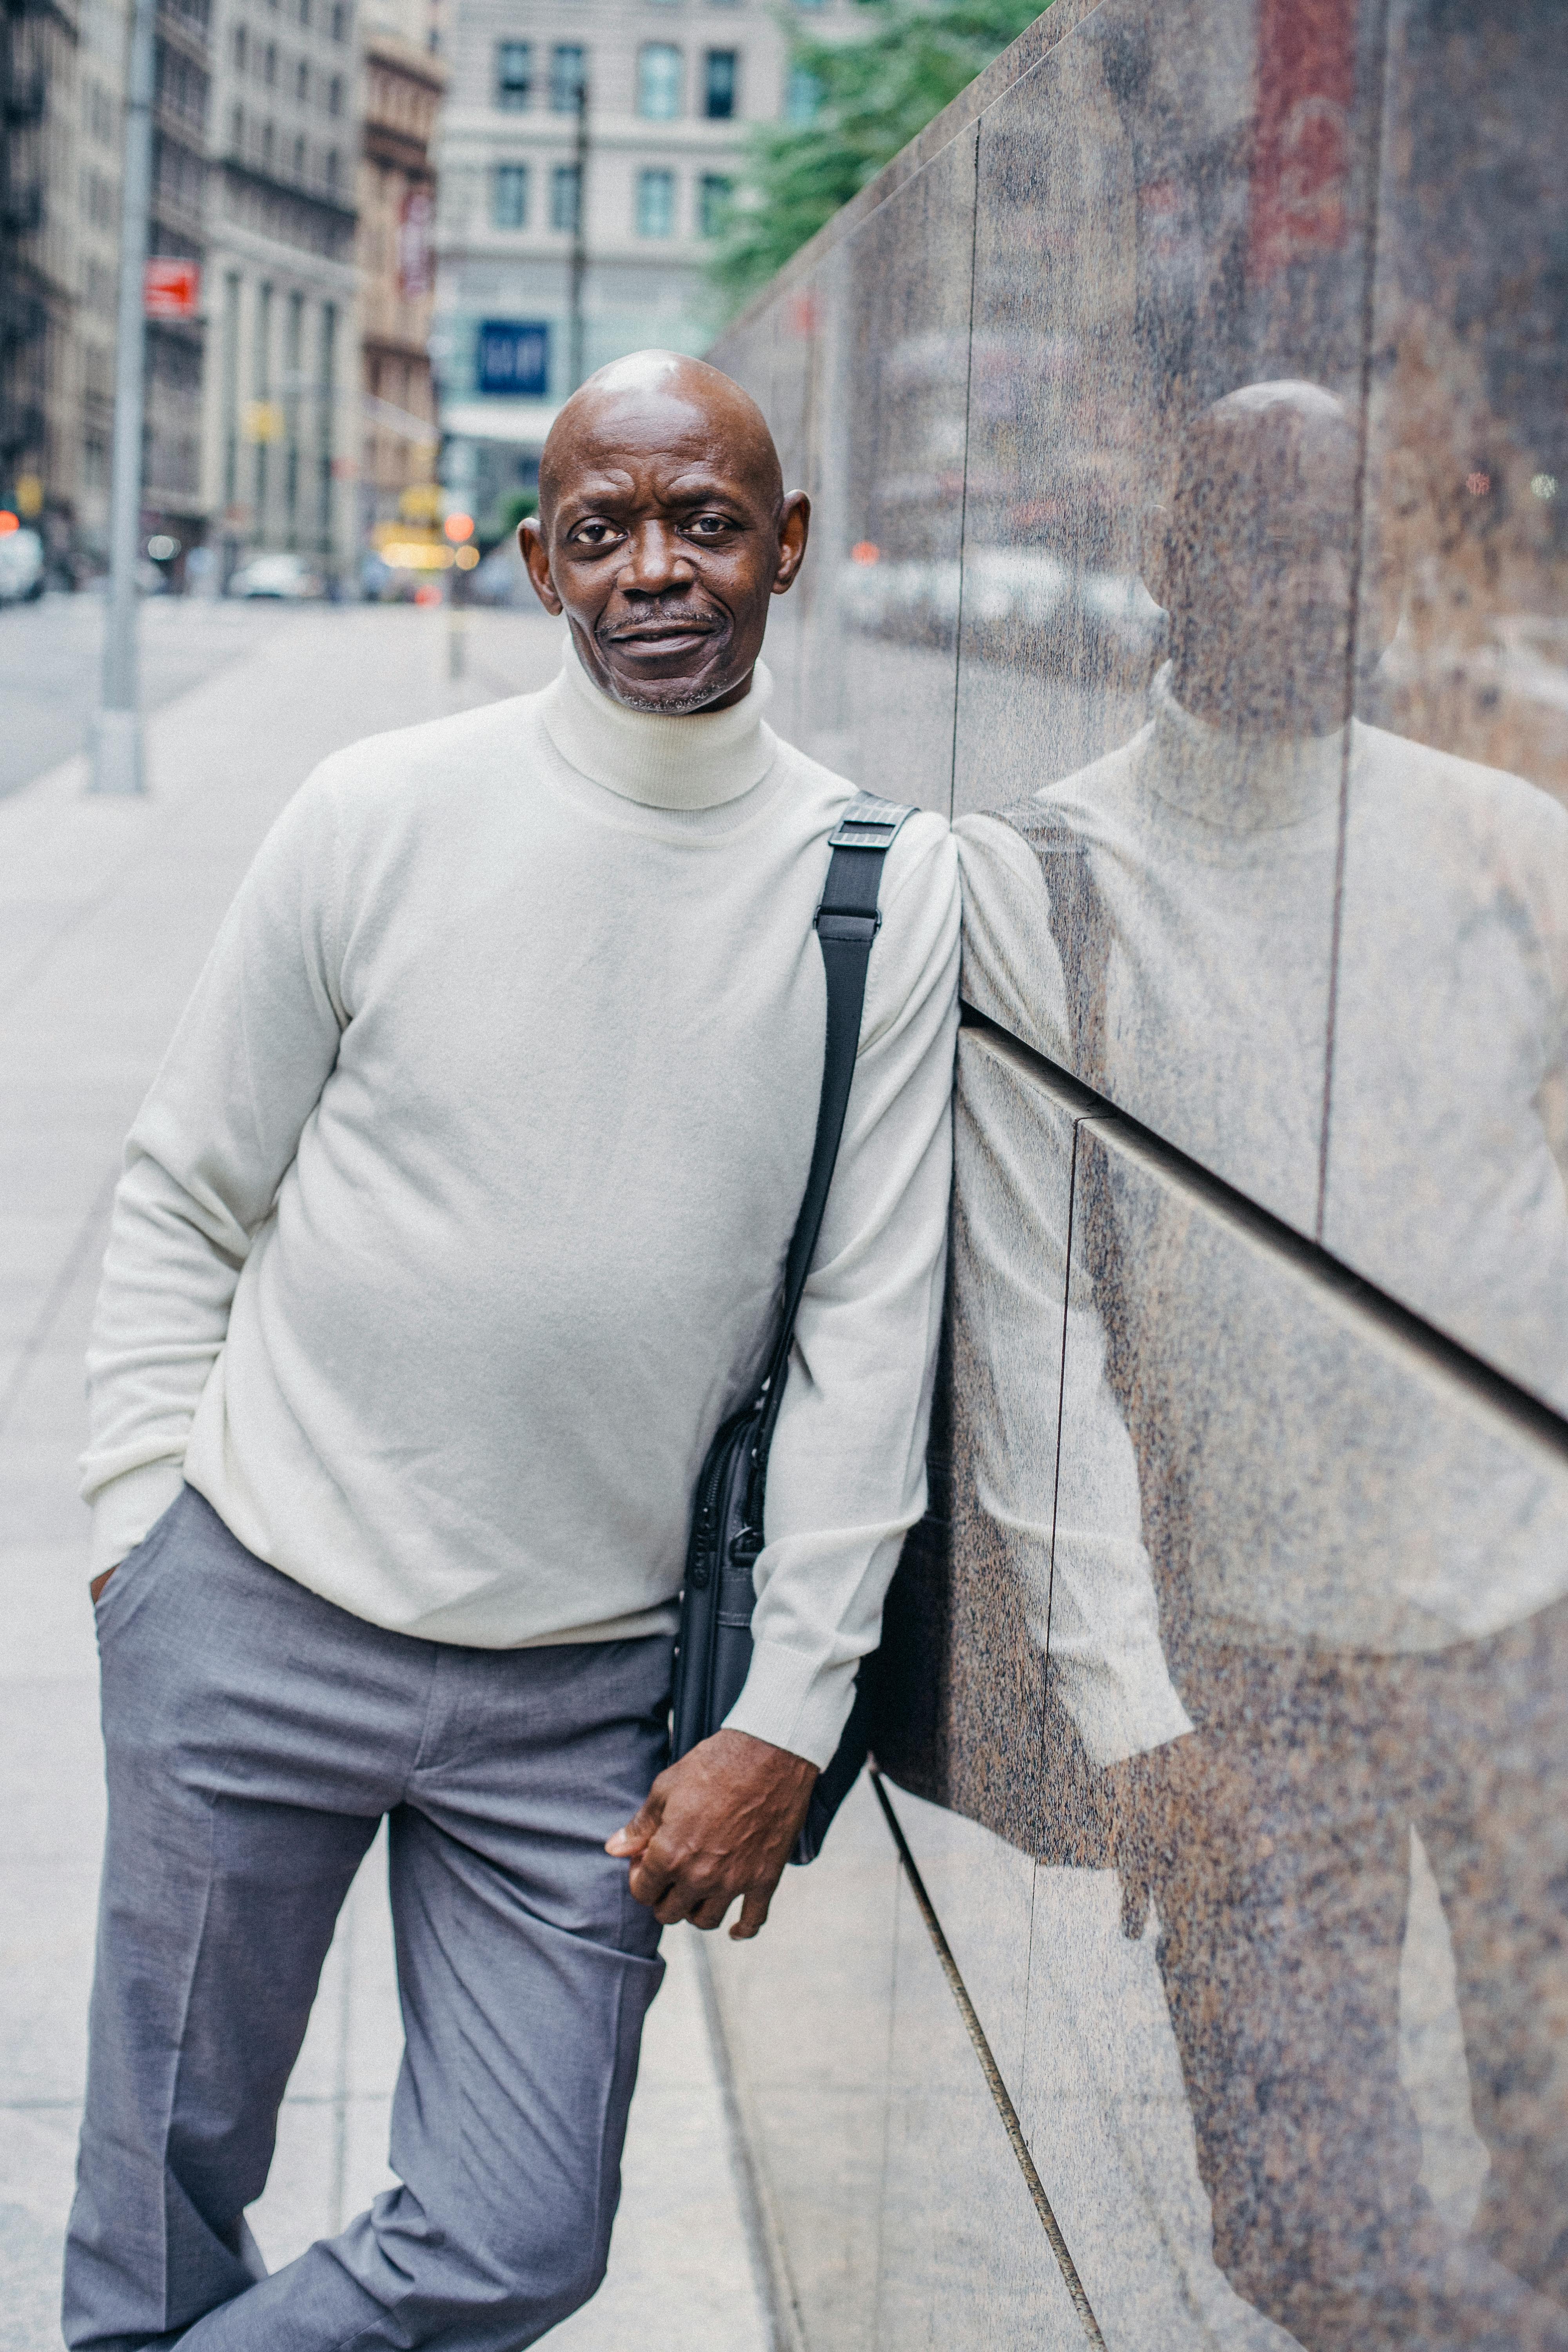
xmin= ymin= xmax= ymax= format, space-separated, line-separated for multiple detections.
xmin=744 ymin=793 xmax=915 ymax=1518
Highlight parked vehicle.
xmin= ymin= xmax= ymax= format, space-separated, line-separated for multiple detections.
xmin=837 ymin=545 xmax=1165 ymax=678
xmin=0 ymin=527 xmax=45 ymax=605
xmin=464 ymin=542 xmax=531 ymax=607
xmin=227 ymin=552 xmax=324 ymax=600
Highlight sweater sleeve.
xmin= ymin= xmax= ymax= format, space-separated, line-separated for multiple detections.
xmin=951 ymin=813 xmax=1192 ymax=1768
xmin=80 ymin=769 xmax=347 ymax=1573
xmin=722 ymin=815 xmax=961 ymax=1768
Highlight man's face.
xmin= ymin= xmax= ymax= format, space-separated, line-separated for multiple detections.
xmin=1151 ymin=392 xmax=1363 ymax=737
xmin=520 ymin=381 xmax=809 ymax=715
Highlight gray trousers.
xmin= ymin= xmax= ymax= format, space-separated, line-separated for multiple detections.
xmin=64 ymin=1486 xmax=672 ymax=2351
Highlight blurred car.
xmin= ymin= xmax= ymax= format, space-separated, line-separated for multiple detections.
xmin=228 ymin=552 xmax=323 ymax=600
xmin=359 ymin=552 xmax=426 ymax=604
xmin=0 ymin=526 xmax=46 ymax=605
xmin=837 ymin=545 xmax=1165 ymax=677
xmin=465 ymin=541 xmax=531 ymax=607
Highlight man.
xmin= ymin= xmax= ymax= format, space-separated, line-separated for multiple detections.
xmin=67 ymin=351 xmax=960 ymax=2349
xmin=955 ymin=382 xmax=1568 ymax=2348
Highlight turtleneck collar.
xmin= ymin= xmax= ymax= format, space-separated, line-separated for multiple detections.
xmin=1145 ymin=662 xmax=1348 ymax=832
xmin=539 ymin=633 xmax=778 ymax=811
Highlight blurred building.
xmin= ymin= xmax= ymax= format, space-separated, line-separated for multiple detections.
xmin=430 ymin=0 xmax=861 ymax=534
xmin=198 ymin=0 xmax=363 ymax=581
xmin=72 ymin=0 xmax=130 ymax=564
xmin=356 ymin=2 xmax=444 ymax=551
xmin=0 ymin=0 xmax=83 ymax=555
xmin=143 ymin=0 xmax=212 ymax=577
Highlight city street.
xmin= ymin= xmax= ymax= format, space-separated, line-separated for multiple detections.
xmin=0 ymin=593 xmax=284 ymax=803
xmin=0 ymin=599 xmax=773 ymax=2351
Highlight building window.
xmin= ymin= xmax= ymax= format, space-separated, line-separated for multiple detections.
xmin=234 ymin=24 xmax=247 ymax=67
xmin=231 ymin=101 xmax=243 ymax=146
xmin=293 ymin=131 xmax=305 ymax=174
xmin=636 ymin=166 xmax=675 ymax=238
xmin=495 ymin=40 xmax=530 ymax=109
xmin=550 ymin=44 xmax=584 ymax=113
xmin=263 ymin=40 xmax=276 ymax=82
xmin=784 ymin=62 xmax=819 ymax=122
xmin=550 ymin=162 xmax=580 ymax=232
xmin=262 ymin=118 xmax=274 ymax=164
xmin=299 ymin=0 xmax=310 ymax=26
xmin=328 ymin=71 xmax=342 ymax=113
xmin=698 ymin=171 xmax=731 ymax=237
xmin=325 ymin=145 xmax=338 ymax=191
xmin=638 ymin=43 xmax=681 ymax=118
xmin=330 ymin=1 xmax=346 ymax=37
xmin=492 ymin=162 xmax=528 ymax=228
xmin=296 ymin=58 xmax=309 ymax=100
xmin=703 ymin=49 xmax=736 ymax=118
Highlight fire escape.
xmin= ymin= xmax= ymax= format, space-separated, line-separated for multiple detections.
xmin=0 ymin=0 xmax=49 ymax=506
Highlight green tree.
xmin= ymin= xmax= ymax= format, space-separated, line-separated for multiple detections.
xmin=710 ymin=0 xmax=1047 ymax=312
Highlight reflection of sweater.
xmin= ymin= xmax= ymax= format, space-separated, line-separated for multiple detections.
xmin=81 ymin=644 xmax=961 ymax=1769
xmin=956 ymin=669 xmax=1568 ymax=1761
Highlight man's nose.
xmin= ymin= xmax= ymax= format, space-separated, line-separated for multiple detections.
xmin=619 ymin=521 xmax=693 ymax=594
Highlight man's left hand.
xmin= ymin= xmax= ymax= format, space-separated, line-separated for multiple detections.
xmin=607 ymin=1728 xmax=818 ymax=1940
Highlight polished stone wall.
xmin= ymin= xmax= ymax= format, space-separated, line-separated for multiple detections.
xmin=706 ymin=1 xmax=1568 ymax=2345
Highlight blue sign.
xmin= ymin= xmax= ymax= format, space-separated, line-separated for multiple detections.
xmin=477 ymin=319 xmax=550 ymax=397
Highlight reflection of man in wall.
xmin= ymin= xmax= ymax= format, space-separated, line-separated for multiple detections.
xmin=955 ymin=383 xmax=1568 ymax=2351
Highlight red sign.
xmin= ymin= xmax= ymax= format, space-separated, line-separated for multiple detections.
xmin=1249 ymin=0 xmax=1356 ymax=282
xmin=143 ymin=258 xmax=201 ymax=319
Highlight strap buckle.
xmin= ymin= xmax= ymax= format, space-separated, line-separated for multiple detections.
xmin=827 ymin=817 xmax=901 ymax=850
xmin=827 ymin=793 xmax=910 ymax=851
xmin=814 ymin=906 xmax=881 ymax=941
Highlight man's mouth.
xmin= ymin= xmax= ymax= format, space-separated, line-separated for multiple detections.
xmin=605 ymin=617 xmax=719 ymax=649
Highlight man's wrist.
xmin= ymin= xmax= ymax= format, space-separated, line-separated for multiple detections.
xmin=721 ymin=1635 xmax=856 ymax=1771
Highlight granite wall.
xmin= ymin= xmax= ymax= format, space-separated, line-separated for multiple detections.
xmin=705 ymin=2 xmax=1568 ymax=2346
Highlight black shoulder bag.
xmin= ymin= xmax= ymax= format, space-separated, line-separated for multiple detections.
xmin=670 ymin=792 xmax=914 ymax=1865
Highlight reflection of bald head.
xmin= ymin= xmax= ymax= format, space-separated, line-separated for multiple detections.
xmin=1172 ymin=379 xmax=1359 ymax=535
xmin=1160 ymin=382 xmax=1363 ymax=734
xmin=538 ymin=350 xmax=783 ymax=523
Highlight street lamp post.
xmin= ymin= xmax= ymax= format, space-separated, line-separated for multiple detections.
xmin=568 ymin=74 xmax=590 ymax=393
xmin=91 ymin=0 xmax=157 ymax=795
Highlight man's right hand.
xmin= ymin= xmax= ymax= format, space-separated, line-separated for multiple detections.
xmin=89 ymin=1567 xmax=116 ymax=1605
xmin=607 ymin=1728 xmax=817 ymax=1939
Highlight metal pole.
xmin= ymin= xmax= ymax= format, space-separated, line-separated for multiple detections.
xmin=567 ymin=74 xmax=590 ymax=392
xmin=91 ymin=0 xmax=157 ymax=794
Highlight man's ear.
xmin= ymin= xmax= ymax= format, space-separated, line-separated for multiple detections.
xmin=771 ymin=492 xmax=811 ymax=597
xmin=519 ymin=517 xmax=563 ymax=616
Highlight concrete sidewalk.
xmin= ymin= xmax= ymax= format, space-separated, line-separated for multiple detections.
xmin=0 ymin=604 xmax=774 ymax=2350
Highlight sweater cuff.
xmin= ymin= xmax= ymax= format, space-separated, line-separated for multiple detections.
xmin=1051 ymin=1641 xmax=1196 ymax=1769
xmin=89 ymin=1460 xmax=186 ymax=1577
xmin=722 ymin=1635 xmax=857 ymax=1772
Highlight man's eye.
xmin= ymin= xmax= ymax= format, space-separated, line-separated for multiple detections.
xmin=688 ymin=515 xmax=733 ymax=538
xmin=571 ymin=522 xmax=622 ymax=547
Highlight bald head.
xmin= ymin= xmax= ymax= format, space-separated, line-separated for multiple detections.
xmin=520 ymin=349 xmax=807 ymax=715
xmin=1152 ymin=379 xmax=1362 ymax=736
xmin=539 ymin=352 xmax=784 ymax=526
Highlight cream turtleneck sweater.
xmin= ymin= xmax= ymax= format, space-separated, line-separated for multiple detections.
xmin=81 ymin=641 xmax=961 ymax=1768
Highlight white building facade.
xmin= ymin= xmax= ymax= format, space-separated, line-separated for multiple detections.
xmin=431 ymin=0 xmax=850 ymax=531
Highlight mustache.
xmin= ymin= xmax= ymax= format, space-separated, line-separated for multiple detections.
xmin=601 ymin=605 xmax=722 ymax=638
